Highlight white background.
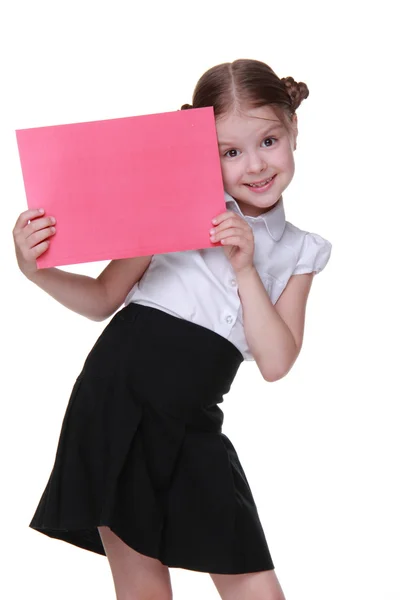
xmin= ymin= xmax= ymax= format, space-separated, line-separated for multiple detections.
xmin=1 ymin=1 xmax=399 ymax=599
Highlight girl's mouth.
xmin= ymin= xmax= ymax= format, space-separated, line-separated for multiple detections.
xmin=245 ymin=175 xmax=276 ymax=192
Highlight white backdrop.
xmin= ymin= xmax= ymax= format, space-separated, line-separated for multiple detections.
xmin=1 ymin=1 xmax=399 ymax=599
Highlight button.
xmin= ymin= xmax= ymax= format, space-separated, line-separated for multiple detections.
xmin=230 ymin=279 xmax=236 ymax=286
xmin=225 ymin=315 xmax=233 ymax=324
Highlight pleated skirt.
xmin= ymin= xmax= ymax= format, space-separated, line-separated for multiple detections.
xmin=29 ymin=302 xmax=274 ymax=574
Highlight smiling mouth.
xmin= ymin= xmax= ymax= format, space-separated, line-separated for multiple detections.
xmin=245 ymin=175 xmax=276 ymax=188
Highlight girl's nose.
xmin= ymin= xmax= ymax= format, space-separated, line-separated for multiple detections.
xmin=246 ymin=153 xmax=267 ymax=174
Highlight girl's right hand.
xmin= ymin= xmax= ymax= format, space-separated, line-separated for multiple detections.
xmin=12 ymin=209 xmax=56 ymax=279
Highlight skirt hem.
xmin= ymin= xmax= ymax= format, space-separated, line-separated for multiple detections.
xmin=29 ymin=522 xmax=275 ymax=574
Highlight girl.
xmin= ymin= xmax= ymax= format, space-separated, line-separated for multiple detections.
xmin=13 ymin=59 xmax=332 ymax=600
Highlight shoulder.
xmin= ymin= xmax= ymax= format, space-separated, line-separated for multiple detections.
xmin=280 ymin=221 xmax=332 ymax=275
xmin=253 ymin=218 xmax=332 ymax=306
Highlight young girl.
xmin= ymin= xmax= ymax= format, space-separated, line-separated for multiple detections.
xmin=13 ymin=59 xmax=332 ymax=600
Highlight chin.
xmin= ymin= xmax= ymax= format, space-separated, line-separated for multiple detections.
xmin=245 ymin=192 xmax=282 ymax=207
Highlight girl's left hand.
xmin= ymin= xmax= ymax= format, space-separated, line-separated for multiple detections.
xmin=210 ymin=210 xmax=255 ymax=274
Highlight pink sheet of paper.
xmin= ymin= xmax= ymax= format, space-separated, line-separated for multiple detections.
xmin=16 ymin=107 xmax=226 ymax=269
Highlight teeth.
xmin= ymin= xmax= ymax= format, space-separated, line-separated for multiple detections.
xmin=249 ymin=177 xmax=273 ymax=187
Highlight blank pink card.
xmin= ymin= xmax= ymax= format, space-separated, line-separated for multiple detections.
xmin=16 ymin=107 xmax=226 ymax=269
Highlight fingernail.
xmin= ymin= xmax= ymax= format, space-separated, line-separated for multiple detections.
xmin=39 ymin=208 xmax=44 ymax=214
xmin=212 ymin=218 xmax=217 ymax=224
xmin=210 ymin=228 xmax=215 ymax=234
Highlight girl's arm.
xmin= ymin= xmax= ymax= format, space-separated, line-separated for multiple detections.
xmin=27 ymin=257 xmax=152 ymax=321
xmin=236 ymin=267 xmax=314 ymax=382
xmin=13 ymin=208 xmax=152 ymax=321
xmin=209 ymin=210 xmax=314 ymax=382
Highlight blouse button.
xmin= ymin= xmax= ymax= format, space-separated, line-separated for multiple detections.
xmin=225 ymin=315 xmax=233 ymax=324
xmin=230 ymin=279 xmax=237 ymax=286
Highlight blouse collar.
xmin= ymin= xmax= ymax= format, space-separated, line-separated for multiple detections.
xmin=224 ymin=191 xmax=286 ymax=242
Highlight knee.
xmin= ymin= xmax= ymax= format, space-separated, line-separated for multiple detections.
xmin=147 ymin=588 xmax=173 ymax=600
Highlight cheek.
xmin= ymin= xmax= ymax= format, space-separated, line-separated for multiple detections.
xmin=220 ymin=162 xmax=236 ymax=185
xmin=278 ymin=146 xmax=295 ymax=176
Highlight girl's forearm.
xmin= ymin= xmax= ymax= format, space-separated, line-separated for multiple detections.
xmin=236 ymin=266 xmax=297 ymax=381
xmin=27 ymin=268 xmax=109 ymax=321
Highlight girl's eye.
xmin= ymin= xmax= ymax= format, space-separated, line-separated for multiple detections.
xmin=224 ymin=149 xmax=240 ymax=158
xmin=262 ymin=137 xmax=277 ymax=148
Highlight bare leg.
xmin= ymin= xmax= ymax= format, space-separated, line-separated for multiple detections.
xmin=98 ymin=526 xmax=173 ymax=600
xmin=210 ymin=569 xmax=286 ymax=600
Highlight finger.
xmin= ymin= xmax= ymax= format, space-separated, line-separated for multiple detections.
xmin=211 ymin=210 xmax=237 ymax=226
xmin=210 ymin=227 xmax=239 ymax=242
xmin=13 ymin=208 xmax=45 ymax=233
xmin=30 ymin=240 xmax=51 ymax=259
xmin=220 ymin=235 xmax=253 ymax=250
xmin=210 ymin=227 xmax=252 ymax=243
xmin=14 ymin=224 xmax=56 ymax=263
xmin=210 ymin=217 xmax=249 ymax=236
xmin=25 ymin=216 xmax=56 ymax=240
xmin=26 ymin=225 xmax=56 ymax=249
xmin=211 ymin=220 xmax=250 ymax=238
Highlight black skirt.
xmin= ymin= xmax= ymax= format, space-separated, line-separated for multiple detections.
xmin=30 ymin=303 xmax=274 ymax=574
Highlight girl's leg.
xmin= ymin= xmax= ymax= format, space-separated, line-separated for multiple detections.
xmin=98 ymin=526 xmax=173 ymax=600
xmin=209 ymin=569 xmax=286 ymax=600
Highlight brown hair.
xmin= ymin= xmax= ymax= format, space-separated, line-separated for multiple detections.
xmin=181 ymin=59 xmax=309 ymax=126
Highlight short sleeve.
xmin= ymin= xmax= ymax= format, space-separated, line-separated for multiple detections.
xmin=292 ymin=232 xmax=332 ymax=275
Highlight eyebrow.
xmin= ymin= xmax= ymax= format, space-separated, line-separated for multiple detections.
xmin=218 ymin=123 xmax=284 ymax=147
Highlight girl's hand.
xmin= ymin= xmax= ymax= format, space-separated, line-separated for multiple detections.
xmin=12 ymin=209 xmax=56 ymax=279
xmin=210 ymin=210 xmax=255 ymax=274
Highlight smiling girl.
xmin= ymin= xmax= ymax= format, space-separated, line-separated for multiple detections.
xmin=13 ymin=59 xmax=331 ymax=600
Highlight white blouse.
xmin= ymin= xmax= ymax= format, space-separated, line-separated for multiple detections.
xmin=124 ymin=192 xmax=332 ymax=360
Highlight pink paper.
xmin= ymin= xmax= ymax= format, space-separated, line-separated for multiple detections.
xmin=16 ymin=107 xmax=225 ymax=268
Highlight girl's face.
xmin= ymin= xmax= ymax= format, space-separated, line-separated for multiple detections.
xmin=216 ymin=104 xmax=298 ymax=217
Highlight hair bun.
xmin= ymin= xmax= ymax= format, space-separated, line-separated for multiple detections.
xmin=180 ymin=103 xmax=193 ymax=110
xmin=280 ymin=76 xmax=309 ymax=111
